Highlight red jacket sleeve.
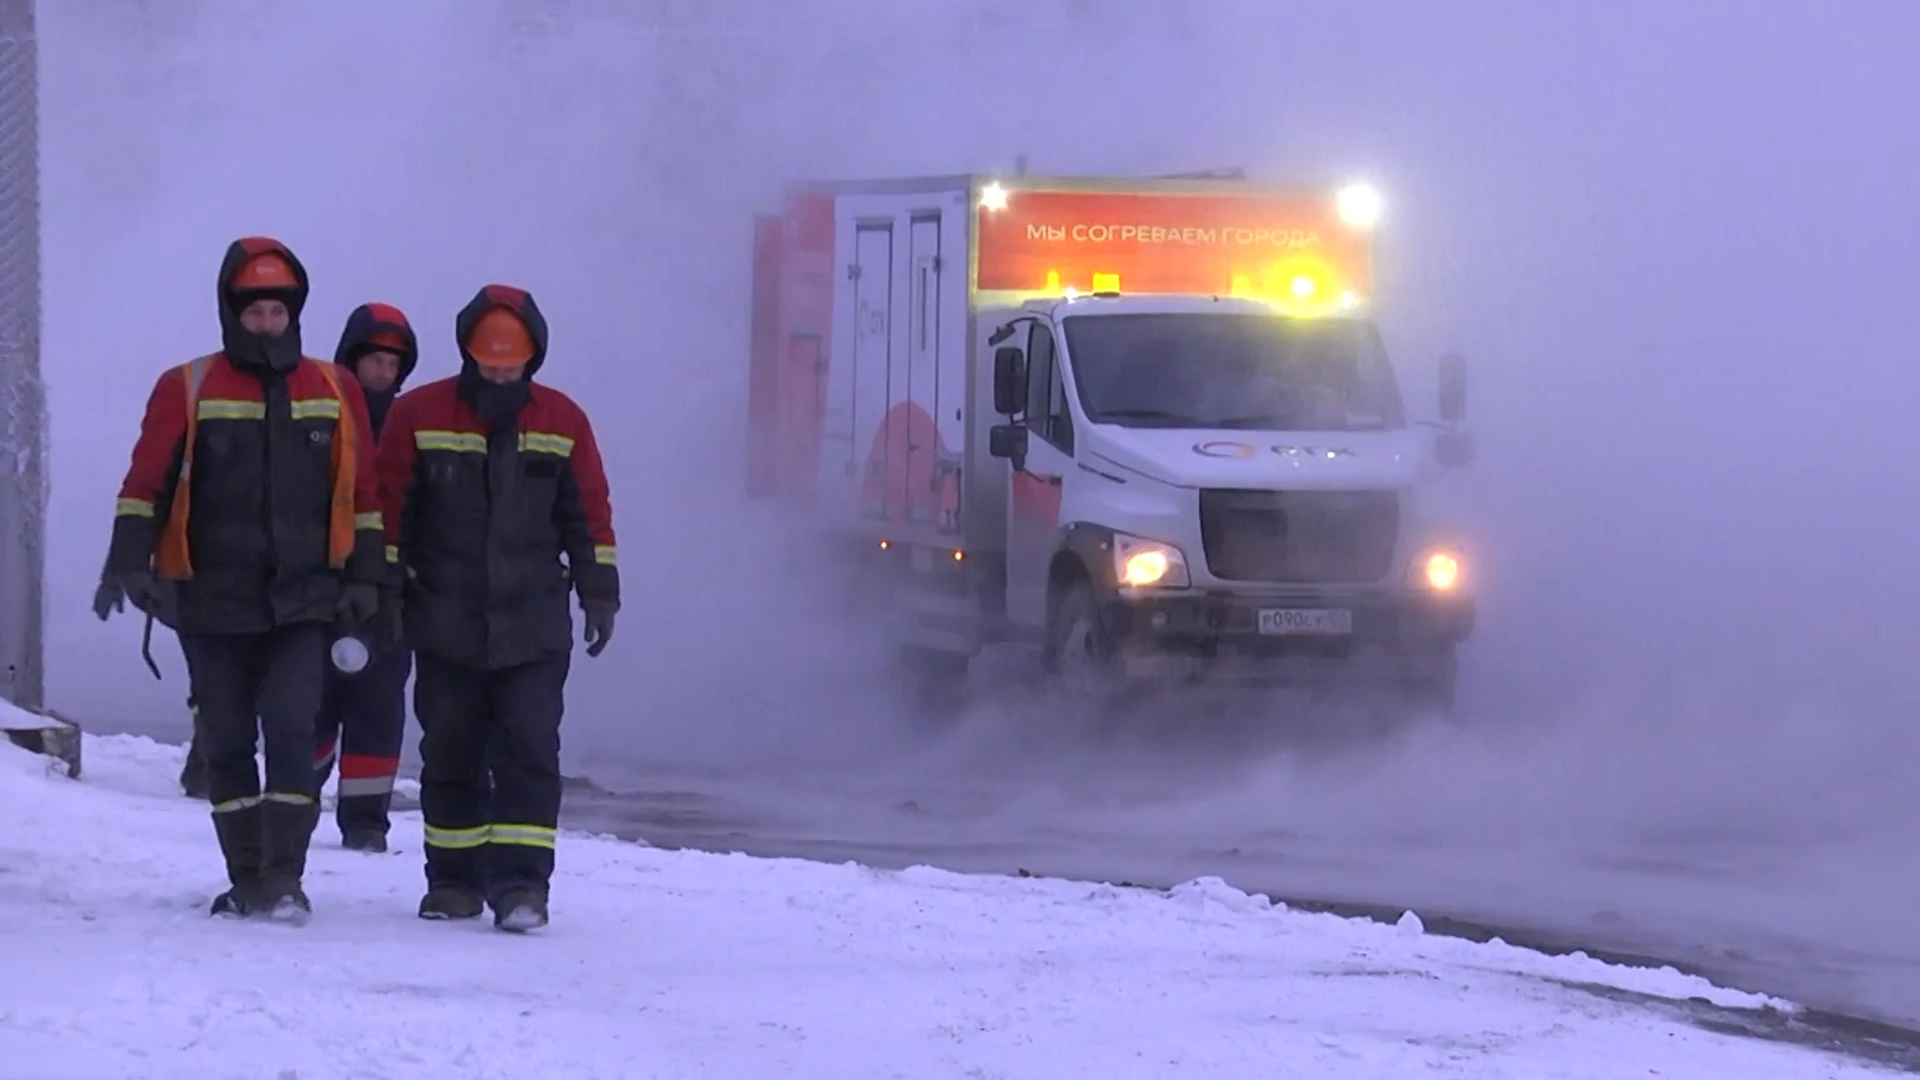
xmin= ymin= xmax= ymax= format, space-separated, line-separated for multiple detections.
xmin=375 ymin=390 xmax=421 ymax=578
xmin=556 ymin=394 xmax=619 ymax=607
xmin=331 ymin=369 xmax=385 ymax=585
xmin=107 ymin=366 xmax=189 ymax=575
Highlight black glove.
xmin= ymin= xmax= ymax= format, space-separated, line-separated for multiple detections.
xmin=336 ymin=581 xmax=380 ymax=632
xmin=100 ymin=570 xmax=161 ymax=620
xmin=92 ymin=575 xmax=125 ymax=621
xmin=582 ymin=598 xmax=616 ymax=658
xmin=371 ymin=586 xmax=405 ymax=653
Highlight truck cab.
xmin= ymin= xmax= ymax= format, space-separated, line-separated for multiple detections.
xmin=982 ymin=292 xmax=1474 ymax=708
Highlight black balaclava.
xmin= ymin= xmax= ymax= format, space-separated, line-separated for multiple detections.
xmin=333 ymin=302 xmax=420 ymax=435
xmin=216 ymin=237 xmax=310 ymax=375
xmin=452 ymin=284 xmax=550 ymax=422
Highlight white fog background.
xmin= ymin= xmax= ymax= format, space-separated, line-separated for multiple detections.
xmin=31 ymin=0 xmax=1920 ymax=997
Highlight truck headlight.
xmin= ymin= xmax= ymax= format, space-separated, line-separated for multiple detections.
xmin=1113 ymin=532 xmax=1190 ymax=589
xmin=1411 ymin=548 xmax=1464 ymax=592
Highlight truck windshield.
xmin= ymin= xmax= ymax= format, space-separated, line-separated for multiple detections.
xmin=1060 ymin=313 xmax=1405 ymax=432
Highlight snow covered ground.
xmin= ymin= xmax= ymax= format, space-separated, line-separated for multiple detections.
xmin=0 ymin=734 xmax=1895 ymax=1079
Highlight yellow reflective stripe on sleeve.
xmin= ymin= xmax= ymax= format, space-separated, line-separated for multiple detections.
xmin=212 ymin=795 xmax=260 ymax=814
xmin=593 ymin=545 xmax=617 ymax=566
xmin=384 ymin=544 xmax=400 ymax=564
xmin=354 ymin=511 xmax=383 ymax=531
xmin=197 ymin=399 xmax=266 ymax=420
xmin=424 ymin=824 xmax=491 ymax=850
xmin=116 ymin=497 xmax=155 ymax=518
xmin=290 ymin=398 xmax=342 ymax=421
xmin=415 ymin=430 xmax=488 ymax=453
xmin=263 ymin=791 xmax=314 ymax=807
xmin=519 ymin=432 xmax=575 ymax=457
xmin=490 ymin=823 xmax=558 ymax=850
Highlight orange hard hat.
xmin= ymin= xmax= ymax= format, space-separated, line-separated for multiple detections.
xmin=467 ymin=306 xmax=535 ymax=367
xmin=363 ymin=330 xmax=409 ymax=352
xmin=228 ymin=252 xmax=298 ymax=291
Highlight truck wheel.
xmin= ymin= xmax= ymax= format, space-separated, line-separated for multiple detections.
xmin=1044 ymin=583 xmax=1126 ymax=713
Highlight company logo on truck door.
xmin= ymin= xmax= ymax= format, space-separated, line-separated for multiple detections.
xmin=1193 ymin=440 xmax=1257 ymax=459
xmin=861 ymin=402 xmax=960 ymax=530
xmin=976 ymin=189 xmax=1371 ymax=297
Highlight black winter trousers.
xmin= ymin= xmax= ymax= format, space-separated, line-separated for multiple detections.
xmin=314 ymin=644 xmax=412 ymax=839
xmin=414 ymin=651 xmax=569 ymax=905
xmin=178 ymin=623 xmax=326 ymax=888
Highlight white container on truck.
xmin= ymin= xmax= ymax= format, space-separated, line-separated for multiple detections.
xmin=745 ymin=171 xmax=1475 ymax=712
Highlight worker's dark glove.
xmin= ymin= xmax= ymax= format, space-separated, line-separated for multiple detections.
xmin=91 ymin=574 xmax=125 ymax=621
xmin=336 ymin=581 xmax=381 ymax=632
xmin=371 ymin=586 xmax=406 ymax=653
xmin=581 ymin=597 xmax=616 ymax=658
xmin=100 ymin=570 xmax=162 ymax=620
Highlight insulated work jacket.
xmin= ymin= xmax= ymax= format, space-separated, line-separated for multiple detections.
xmin=376 ymin=289 xmax=619 ymax=671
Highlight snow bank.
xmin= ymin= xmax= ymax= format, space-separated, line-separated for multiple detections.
xmin=0 ymin=735 xmax=1889 ymax=1080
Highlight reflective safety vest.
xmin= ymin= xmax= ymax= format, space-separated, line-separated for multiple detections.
xmin=154 ymin=353 xmax=362 ymax=580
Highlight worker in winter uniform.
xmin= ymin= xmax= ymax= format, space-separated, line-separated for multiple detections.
xmin=312 ymin=302 xmax=419 ymax=853
xmin=100 ymin=237 xmax=385 ymax=922
xmin=376 ymin=284 xmax=618 ymax=932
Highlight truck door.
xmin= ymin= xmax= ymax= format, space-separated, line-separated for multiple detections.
xmin=851 ymin=222 xmax=894 ymax=517
xmin=1005 ymin=320 xmax=1075 ymax=629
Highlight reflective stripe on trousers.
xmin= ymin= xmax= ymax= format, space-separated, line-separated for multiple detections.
xmin=423 ymin=823 xmax=557 ymax=851
xmin=212 ymin=791 xmax=314 ymax=814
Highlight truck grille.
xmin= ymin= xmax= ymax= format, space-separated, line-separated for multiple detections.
xmin=1197 ymin=489 xmax=1400 ymax=584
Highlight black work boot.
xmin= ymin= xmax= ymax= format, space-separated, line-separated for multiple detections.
xmin=259 ymin=798 xmax=317 ymax=925
xmin=209 ymin=802 xmax=265 ymax=918
xmin=419 ymin=886 xmax=486 ymax=920
xmin=209 ymin=887 xmax=261 ymax=917
xmin=341 ymin=828 xmax=388 ymax=853
xmin=492 ymin=886 xmax=550 ymax=933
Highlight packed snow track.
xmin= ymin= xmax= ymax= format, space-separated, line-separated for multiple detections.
xmin=3 ymin=733 xmax=1916 ymax=1078
xmin=70 ymin=672 xmax=1920 ymax=1068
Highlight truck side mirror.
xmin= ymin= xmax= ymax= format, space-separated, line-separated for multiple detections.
xmin=993 ymin=347 xmax=1028 ymax=415
xmin=1437 ymin=352 xmax=1467 ymax=425
xmin=1435 ymin=428 xmax=1475 ymax=468
xmin=989 ymin=423 xmax=1028 ymax=467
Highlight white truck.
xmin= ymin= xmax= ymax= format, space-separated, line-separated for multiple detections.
xmin=745 ymin=170 xmax=1475 ymax=713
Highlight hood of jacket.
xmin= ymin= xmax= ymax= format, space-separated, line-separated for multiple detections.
xmin=216 ymin=236 xmax=309 ymax=375
xmin=333 ymin=301 xmax=419 ymax=434
xmin=453 ymin=284 xmax=550 ymax=421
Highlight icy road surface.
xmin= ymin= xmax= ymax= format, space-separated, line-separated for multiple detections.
xmin=0 ymin=734 xmax=1903 ymax=1080
xmin=548 ymin=658 xmax=1920 ymax=1043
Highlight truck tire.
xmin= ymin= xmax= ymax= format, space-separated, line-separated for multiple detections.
xmin=1044 ymin=582 xmax=1127 ymax=713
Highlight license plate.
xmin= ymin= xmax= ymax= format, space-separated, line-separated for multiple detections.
xmin=1257 ymin=608 xmax=1353 ymax=635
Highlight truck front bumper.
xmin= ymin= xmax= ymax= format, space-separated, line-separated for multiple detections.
xmin=1096 ymin=588 xmax=1474 ymax=687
